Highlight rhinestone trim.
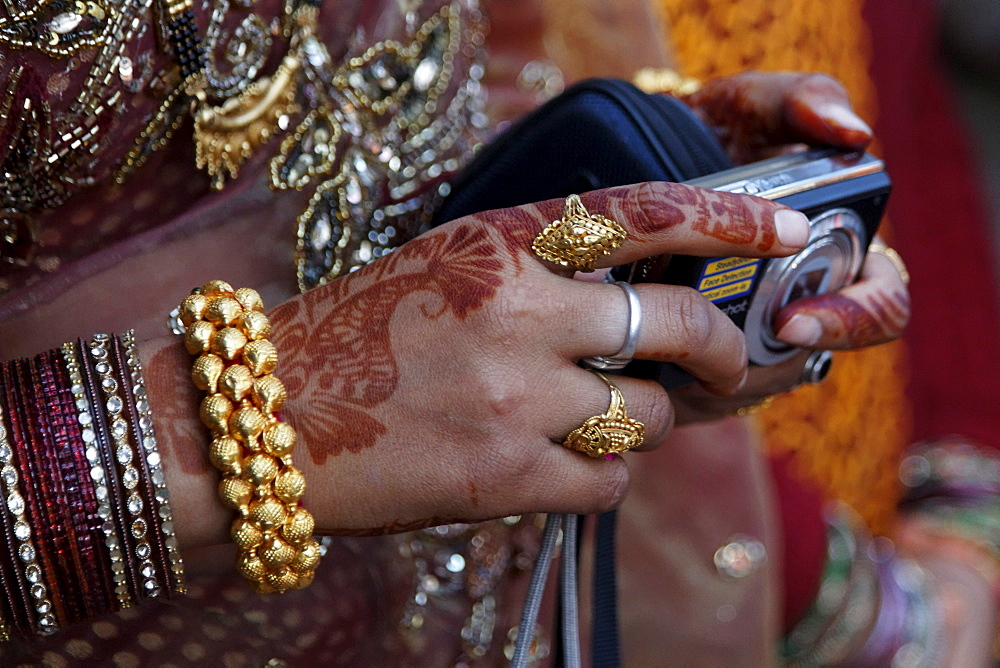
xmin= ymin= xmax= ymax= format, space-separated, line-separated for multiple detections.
xmin=62 ymin=342 xmax=130 ymax=609
xmin=89 ymin=334 xmax=160 ymax=599
xmin=122 ymin=330 xmax=186 ymax=593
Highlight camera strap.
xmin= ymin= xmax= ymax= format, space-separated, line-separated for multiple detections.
xmin=591 ymin=510 xmax=621 ymax=667
xmin=510 ymin=511 xmax=621 ymax=668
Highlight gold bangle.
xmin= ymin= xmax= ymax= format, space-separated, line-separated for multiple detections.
xmin=867 ymin=241 xmax=910 ymax=285
xmin=632 ymin=67 xmax=702 ymax=96
xmin=176 ymin=280 xmax=320 ymax=593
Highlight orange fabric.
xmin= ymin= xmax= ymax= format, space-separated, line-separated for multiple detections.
xmin=656 ymin=0 xmax=912 ymax=534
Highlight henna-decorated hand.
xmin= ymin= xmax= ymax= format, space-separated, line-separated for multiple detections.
xmin=772 ymin=236 xmax=910 ymax=349
xmin=661 ymin=72 xmax=899 ymax=423
xmin=222 ymin=182 xmax=809 ymax=537
xmin=682 ymin=71 xmax=873 ymax=164
xmin=670 ymin=235 xmax=910 ymax=424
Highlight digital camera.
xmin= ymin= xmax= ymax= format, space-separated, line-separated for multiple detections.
xmin=613 ymin=148 xmax=891 ymax=389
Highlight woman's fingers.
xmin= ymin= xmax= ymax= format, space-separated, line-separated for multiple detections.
xmin=539 ymin=367 xmax=676 ymax=451
xmin=496 ymin=372 xmax=675 ymax=515
xmin=685 ymin=71 xmax=872 ymax=163
xmin=489 ymin=181 xmax=811 ymax=271
xmin=548 ymin=280 xmax=749 ymax=395
xmin=773 ymin=244 xmax=910 ymax=349
xmin=466 ymin=182 xmax=786 ymax=394
xmin=783 ymin=73 xmax=873 ymax=148
xmin=669 ymin=350 xmax=811 ymax=425
xmin=504 ymin=438 xmax=629 ymax=514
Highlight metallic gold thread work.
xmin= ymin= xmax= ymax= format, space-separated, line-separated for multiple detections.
xmin=193 ymin=55 xmax=302 ymax=189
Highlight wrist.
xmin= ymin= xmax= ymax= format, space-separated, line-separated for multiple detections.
xmin=137 ymin=336 xmax=231 ymax=551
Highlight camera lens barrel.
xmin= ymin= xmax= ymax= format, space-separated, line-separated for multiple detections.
xmin=744 ymin=207 xmax=866 ymax=366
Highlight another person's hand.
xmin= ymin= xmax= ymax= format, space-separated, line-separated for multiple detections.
xmin=671 ymin=234 xmax=910 ymax=423
xmin=683 ymin=71 xmax=873 ymax=164
xmin=667 ymin=71 xmax=907 ymax=423
xmin=210 ymin=182 xmax=809 ymax=536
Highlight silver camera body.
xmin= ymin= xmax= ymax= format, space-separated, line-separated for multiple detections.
xmin=618 ymin=148 xmax=890 ymax=388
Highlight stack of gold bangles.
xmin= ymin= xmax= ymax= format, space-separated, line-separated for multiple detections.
xmin=176 ymin=281 xmax=320 ymax=593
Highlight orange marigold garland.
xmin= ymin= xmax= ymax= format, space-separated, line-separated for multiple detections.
xmin=656 ymin=0 xmax=912 ymax=534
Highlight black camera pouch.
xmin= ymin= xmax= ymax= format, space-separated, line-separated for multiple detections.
xmin=434 ymin=77 xmax=732 ymax=223
xmin=433 ymin=79 xmax=734 ymax=668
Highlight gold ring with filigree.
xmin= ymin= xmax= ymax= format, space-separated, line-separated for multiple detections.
xmin=563 ymin=372 xmax=645 ymax=457
xmin=868 ymin=241 xmax=909 ymax=285
xmin=532 ymin=194 xmax=627 ymax=273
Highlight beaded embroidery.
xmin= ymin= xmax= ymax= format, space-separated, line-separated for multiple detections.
xmin=0 ymin=389 xmax=56 ymax=635
xmin=1 ymin=0 xmax=154 ymax=267
xmin=0 ymin=0 xmax=111 ymax=57
xmin=279 ymin=2 xmax=488 ymax=290
xmin=1 ymin=1 xmax=527 ymax=659
xmin=1 ymin=0 xmax=486 ymax=296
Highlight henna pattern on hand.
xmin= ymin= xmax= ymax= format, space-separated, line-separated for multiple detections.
xmin=467 ymin=480 xmax=479 ymax=509
xmin=266 ymin=183 xmax=782 ymax=468
xmin=269 ymin=223 xmax=515 ymax=465
xmin=514 ymin=183 xmax=779 ymax=250
xmin=777 ymin=289 xmax=909 ymax=348
xmin=684 ymin=186 xmax=778 ymax=251
xmin=144 ymin=343 xmax=211 ymax=476
xmin=687 ymin=72 xmax=871 ymax=164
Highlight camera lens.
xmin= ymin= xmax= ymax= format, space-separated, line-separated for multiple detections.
xmin=744 ymin=208 xmax=866 ymax=365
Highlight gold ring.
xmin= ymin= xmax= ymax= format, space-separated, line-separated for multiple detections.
xmin=563 ymin=372 xmax=645 ymax=457
xmin=868 ymin=241 xmax=910 ymax=285
xmin=532 ymin=194 xmax=627 ymax=273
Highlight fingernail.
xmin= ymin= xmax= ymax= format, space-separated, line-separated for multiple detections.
xmin=776 ymin=314 xmax=822 ymax=347
xmin=737 ymin=367 xmax=749 ymax=391
xmin=774 ymin=209 xmax=810 ymax=248
xmin=818 ymin=102 xmax=872 ymax=136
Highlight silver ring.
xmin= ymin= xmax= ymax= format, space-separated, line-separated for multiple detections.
xmin=800 ymin=350 xmax=833 ymax=384
xmin=583 ymin=281 xmax=642 ymax=370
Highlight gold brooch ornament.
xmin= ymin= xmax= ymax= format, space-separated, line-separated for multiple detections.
xmin=532 ymin=195 xmax=627 ymax=273
xmin=563 ymin=372 xmax=645 ymax=457
xmin=192 ymin=54 xmax=301 ymax=189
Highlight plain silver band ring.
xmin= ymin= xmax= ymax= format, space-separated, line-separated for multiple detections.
xmin=801 ymin=350 xmax=834 ymax=384
xmin=583 ymin=281 xmax=642 ymax=371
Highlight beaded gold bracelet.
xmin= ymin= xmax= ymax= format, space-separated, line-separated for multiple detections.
xmin=176 ymin=281 xmax=320 ymax=593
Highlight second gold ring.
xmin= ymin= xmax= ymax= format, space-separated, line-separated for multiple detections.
xmin=868 ymin=241 xmax=909 ymax=285
xmin=563 ymin=372 xmax=645 ymax=458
